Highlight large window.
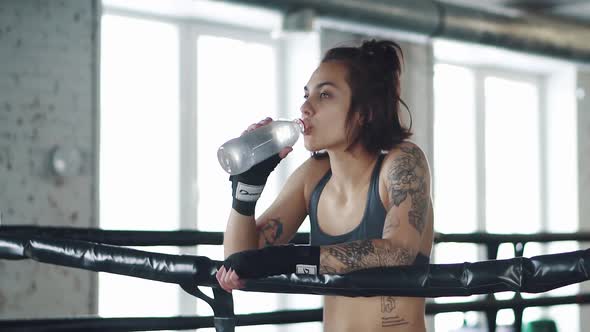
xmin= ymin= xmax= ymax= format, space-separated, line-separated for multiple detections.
xmin=194 ymin=33 xmax=284 ymax=331
xmin=193 ymin=30 xmax=322 ymax=332
xmin=433 ymin=58 xmax=578 ymax=331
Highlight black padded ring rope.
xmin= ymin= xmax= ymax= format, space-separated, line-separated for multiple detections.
xmin=1 ymin=234 xmax=589 ymax=331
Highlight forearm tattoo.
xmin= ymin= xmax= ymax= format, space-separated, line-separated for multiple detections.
xmin=320 ymin=240 xmax=416 ymax=274
xmin=388 ymin=145 xmax=429 ymax=235
xmin=381 ymin=296 xmax=409 ymax=327
xmin=259 ymin=218 xmax=283 ymax=246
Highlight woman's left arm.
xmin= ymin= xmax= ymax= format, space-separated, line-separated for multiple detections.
xmin=319 ymin=143 xmax=431 ymax=274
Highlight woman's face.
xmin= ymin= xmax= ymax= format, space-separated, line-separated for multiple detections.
xmin=300 ymin=61 xmax=354 ymax=152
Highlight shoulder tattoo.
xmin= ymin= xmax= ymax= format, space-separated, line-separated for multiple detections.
xmin=387 ymin=145 xmax=429 ymax=235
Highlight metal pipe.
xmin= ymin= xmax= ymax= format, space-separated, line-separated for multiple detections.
xmin=221 ymin=0 xmax=590 ymax=62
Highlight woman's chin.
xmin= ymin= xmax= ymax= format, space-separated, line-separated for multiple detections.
xmin=303 ymin=141 xmax=319 ymax=152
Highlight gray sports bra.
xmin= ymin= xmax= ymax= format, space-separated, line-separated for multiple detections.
xmin=309 ymin=154 xmax=430 ymax=265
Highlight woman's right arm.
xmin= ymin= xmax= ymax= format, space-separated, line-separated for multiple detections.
xmin=223 ymin=158 xmax=311 ymax=258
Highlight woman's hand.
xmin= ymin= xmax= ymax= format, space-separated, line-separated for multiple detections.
xmin=215 ymin=245 xmax=321 ymax=293
xmin=216 ymin=265 xmax=245 ymax=293
xmin=229 ymin=117 xmax=294 ymax=216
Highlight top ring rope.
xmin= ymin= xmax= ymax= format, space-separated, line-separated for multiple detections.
xmin=1 ymin=234 xmax=588 ymax=298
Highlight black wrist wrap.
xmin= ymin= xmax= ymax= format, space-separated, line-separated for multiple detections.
xmin=230 ymin=154 xmax=282 ymax=216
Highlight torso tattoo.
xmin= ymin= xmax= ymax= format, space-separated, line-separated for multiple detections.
xmin=381 ymin=296 xmax=409 ymax=327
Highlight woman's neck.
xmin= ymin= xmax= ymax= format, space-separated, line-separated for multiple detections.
xmin=326 ymin=146 xmax=379 ymax=193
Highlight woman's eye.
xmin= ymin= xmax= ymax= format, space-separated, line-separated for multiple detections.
xmin=303 ymin=94 xmax=309 ymax=99
xmin=320 ymin=92 xmax=329 ymax=98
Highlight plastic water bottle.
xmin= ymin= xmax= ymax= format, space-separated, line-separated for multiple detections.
xmin=217 ymin=119 xmax=304 ymax=175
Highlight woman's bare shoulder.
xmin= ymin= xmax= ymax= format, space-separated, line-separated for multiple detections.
xmin=289 ymin=155 xmax=331 ymax=198
xmin=382 ymin=141 xmax=428 ymax=165
xmin=380 ymin=141 xmax=431 ymax=183
xmin=294 ymin=155 xmax=331 ymax=180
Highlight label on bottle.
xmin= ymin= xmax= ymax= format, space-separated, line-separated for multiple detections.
xmin=235 ymin=182 xmax=265 ymax=202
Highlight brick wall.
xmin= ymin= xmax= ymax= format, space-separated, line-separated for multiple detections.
xmin=0 ymin=0 xmax=99 ymax=318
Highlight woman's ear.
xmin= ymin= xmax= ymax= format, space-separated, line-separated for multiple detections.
xmin=358 ymin=109 xmax=374 ymax=127
xmin=354 ymin=111 xmax=364 ymax=128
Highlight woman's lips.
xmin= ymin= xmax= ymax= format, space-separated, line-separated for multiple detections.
xmin=301 ymin=119 xmax=312 ymax=135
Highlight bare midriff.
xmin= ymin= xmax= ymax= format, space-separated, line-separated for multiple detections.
xmin=323 ymin=296 xmax=426 ymax=332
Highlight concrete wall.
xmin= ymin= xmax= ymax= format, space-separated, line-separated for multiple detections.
xmin=577 ymin=69 xmax=590 ymax=332
xmin=0 ymin=0 xmax=99 ymax=318
xmin=577 ymin=70 xmax=590 ymax=233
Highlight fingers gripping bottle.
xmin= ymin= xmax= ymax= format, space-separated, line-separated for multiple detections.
xmin=217 ymin=119 xmax=305 ymax=175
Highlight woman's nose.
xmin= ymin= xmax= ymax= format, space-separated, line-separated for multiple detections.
xmin=300 ymin=101 xmax=312 ymax=118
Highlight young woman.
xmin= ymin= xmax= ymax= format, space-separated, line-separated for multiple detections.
xmin=216 ymin=39 xmax=434 ymax=332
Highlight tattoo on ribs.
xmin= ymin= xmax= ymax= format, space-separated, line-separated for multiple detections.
xmin=381 ymin=297 xmax=409 ymax=327
xmin=260 ymin=218 xmax=283 ymax=246
xmin=321 ymin=240 xmax=415 ymax=274
xmin=388 ymin=145 xmax=429 ymax=234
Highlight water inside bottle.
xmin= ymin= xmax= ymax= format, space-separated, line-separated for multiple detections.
xmin=217 ymin=146 xmax=239 ymax=174
xmin=247 ymin=125 xmax=288 ymax=164
xmin=217 ymin=120 xmax=302 ymax=175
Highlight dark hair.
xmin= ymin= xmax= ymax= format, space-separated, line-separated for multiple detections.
xmin=314 ymin=39 xmax=412 ymax=158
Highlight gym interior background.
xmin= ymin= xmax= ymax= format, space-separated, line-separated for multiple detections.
xmin=1 ymin=0 xmax=589 ymax=331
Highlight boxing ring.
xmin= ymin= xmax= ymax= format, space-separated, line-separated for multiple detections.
xmin=1 ymin=225 xmax=590 ymax=331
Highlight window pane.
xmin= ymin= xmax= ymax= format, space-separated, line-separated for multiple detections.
xmin=496 ymin=308 xmax=515 ymax=328
xmin=195 ymin=35 xmax=282 ymax=330
xmin=99 ymin=15 xmax=180 ymax=317
xmin=433 ymin=64 xmax=477 ymax=234
xmin=196 ymin=35 xmax=278 ymax=234
xmin=434 ymin=312 xmax=465 ymax=332
xmin=433 ymin=64 xmax=479 ymax=330
xmin=484 ymin=77 xmax=540 ymax=234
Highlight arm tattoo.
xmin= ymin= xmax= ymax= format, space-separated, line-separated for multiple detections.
xmin=381 ymin=296 xmax=409 ymax=327
xmin=382 ymin=214 xmax=401 ymax=238
xmin=320 ymin=240 xmax=416 ymax=274
xmin=259 ymin=218 xmax=283 ymax=246
xmin=388 ymin=145 xmax=429 ymax=235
